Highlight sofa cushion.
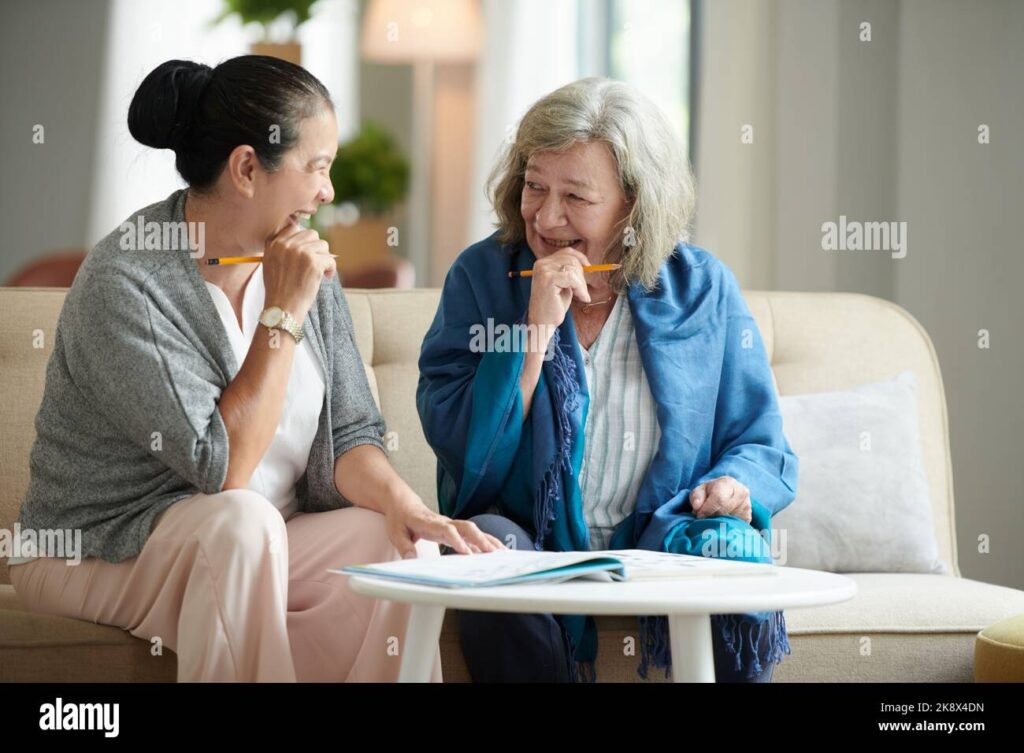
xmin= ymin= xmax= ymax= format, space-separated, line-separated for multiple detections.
xmin=784 ymin=572 xmax=1024 ymax=633
xmin=778 ymin=572 xmax=1024 ymax=682
xmin=345 ymin=290 xmax=447 ymax=513
xmin=0 ymin=585 xmax=176 ymax=682
xmin=774 ymin=371 xmax=947 ymax=574
xmin=764 ymin=293 xmax=959 ymax=578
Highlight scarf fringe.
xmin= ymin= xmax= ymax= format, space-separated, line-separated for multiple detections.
xmin=636 ymin=611 xmax=792 ymax=681
xmin=637 ymin=616 xmax=673 ymax=680
xmin=532 ymin=466 xmax=560 ymax=552
xmin=532 ymin=326 xmax=581 ymax=550
xmin=562 ymin=616 xmax=598 ymax=683
xmin=574 ymin=660 xmax=597 ymax=683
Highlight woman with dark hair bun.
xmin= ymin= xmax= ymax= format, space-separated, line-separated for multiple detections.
xmin=9 ymin=55 xmax=502 ymax=682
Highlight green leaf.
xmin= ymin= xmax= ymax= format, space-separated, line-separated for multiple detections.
xmin=329 ymin=121 xmax=411 ymax=217
xmin=216 ymin=0 xmax=320 ymax=30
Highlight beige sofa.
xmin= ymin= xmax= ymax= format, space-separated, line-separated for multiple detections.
xmin=3 ymin=286 xmax=1023 ymax=682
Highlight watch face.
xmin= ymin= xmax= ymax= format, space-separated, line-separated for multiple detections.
xmin=260 ymin=306 xmax=283 ymax=327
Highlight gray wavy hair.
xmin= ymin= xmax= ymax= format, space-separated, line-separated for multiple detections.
xmin=488 ymin=77 xmax=696 ymax=293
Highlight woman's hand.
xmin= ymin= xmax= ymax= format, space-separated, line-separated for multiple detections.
xmin=262 ymin=221 xmax=337 ymax=323
xmin=384 ymin=496 xmax=507 ymax=558
xmin=690 ymin=476 xmax=752 ymax=524
xmin=526 ymin=247 xmax=593 ymax=330
xmin=518 ymin=247 xmax=593 ymax=421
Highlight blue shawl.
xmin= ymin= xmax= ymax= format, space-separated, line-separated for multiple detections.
xmin=417 ymin=234 xmax=799 ymax=680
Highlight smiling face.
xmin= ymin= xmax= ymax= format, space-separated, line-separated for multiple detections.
xmin=520 ymin=140 xmax=631 ymax=264
xmin=252 ymin=105 xmax=338 ymax=240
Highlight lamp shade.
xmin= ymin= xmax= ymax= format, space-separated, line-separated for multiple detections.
xmin=361 ymin=0 xmax=482 ymax=63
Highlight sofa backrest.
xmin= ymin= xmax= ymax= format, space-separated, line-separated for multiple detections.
xmin=0 ymin=287 xmax=960 ymax=585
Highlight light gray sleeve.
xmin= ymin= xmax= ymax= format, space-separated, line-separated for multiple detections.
xmin=329 ymin=279 xmax=387 ymax=461
xmin=64 ymin=273 xmax=229 ymax=494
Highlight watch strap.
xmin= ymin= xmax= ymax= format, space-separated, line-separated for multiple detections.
xmin=278 ymin=310 xmax=304 ymax=344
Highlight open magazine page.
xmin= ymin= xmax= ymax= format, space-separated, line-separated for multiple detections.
xmin=334 ymin=549 xmax=778 ymax=588
xmin=573 ymin=550 xmax=779 ymax=582
xmin=334 ymin=550 xmax=623 ymax=588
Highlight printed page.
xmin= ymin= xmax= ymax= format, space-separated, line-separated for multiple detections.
xmin=334 ymin=549 xmax=623 ymax=587
xmin=587 ymin=550 xmax=779 ymax=580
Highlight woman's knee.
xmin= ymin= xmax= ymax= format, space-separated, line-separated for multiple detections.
xmin=190 ymin=489 xmax=288 ymax=561
xmin=465 ymin=514 xmax=536 ymax=550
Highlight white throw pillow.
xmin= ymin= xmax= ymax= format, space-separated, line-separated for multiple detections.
xmin=772 ymin=371 xmax=948 ymax=574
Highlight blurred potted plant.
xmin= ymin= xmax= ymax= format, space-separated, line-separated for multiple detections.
xmin=216 ymin=0 xmax=321 ymax=64
xmin=318 ymin=121 xmax=410 ymax=276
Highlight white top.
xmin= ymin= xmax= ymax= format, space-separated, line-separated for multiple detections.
xmin=204 ymin=264 xmax=325 ymax=521
xmin=577 ymin=294 xmax=662 ymax=550
xmin=7 ymin=265 xmax=324 ymax=566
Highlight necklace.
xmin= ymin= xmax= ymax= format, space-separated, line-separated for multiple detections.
xmin=575 ymin=295 xmax=615 ymax=314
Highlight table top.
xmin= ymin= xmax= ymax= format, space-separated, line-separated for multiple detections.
xmin=346 ymin=565 xmax=857 ymax=616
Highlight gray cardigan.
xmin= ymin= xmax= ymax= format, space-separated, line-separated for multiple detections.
xmin=17 ymin=189 xmax=387 ymax=563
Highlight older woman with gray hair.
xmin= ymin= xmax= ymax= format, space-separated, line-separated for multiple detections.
xmin=417 ymin=77 xmax=799 ymax=682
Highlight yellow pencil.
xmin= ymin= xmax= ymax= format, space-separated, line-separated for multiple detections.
xmin=508 ymin=263 xmax=621 ymax=278
xmin=206 ymin=254 xmax=338 ymax=266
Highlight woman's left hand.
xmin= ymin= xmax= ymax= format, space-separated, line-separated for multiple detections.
xmin=384 ymin=496 xmax=507 ymax=558
xmin=689 ymin=476 xmax=752 ymax=523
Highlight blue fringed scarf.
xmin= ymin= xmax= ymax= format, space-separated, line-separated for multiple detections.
xmin=417 ymin=234 xmax=799 ymax=681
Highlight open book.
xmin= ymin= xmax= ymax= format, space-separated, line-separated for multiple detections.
xmin=332 ymin=549 xmax=778 ymax=588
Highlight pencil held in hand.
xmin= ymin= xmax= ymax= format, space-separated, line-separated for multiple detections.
xmin=509 ymin=263 xmax=621 ymax=278
xmin=206 ymin=254 xmax=338 ymax=266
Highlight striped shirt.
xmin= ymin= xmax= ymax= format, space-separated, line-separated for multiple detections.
xmin=577 ymin=294 xmax=662 ymax=550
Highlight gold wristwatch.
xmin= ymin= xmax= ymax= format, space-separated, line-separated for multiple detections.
xmin=258 ymin=306 xmax=304 ymax=344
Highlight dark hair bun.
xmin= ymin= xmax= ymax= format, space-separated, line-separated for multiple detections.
xmin=126 ymin=55 xmax=332 ymax=190
xmin=128 ymin=60 xmax=213 ymax=151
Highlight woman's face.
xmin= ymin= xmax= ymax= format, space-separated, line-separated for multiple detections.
xmin=520 ymin=140 xmax=630 ymax=264
xmin=255 ymin=106 xmax=338 ymax=241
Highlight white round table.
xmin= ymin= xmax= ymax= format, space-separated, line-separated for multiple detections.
xmin=347 ymin=566 xmax=857 ymax=682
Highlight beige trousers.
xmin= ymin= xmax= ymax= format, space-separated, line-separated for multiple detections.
xmin=9 ymin=490 xmax=443 ymax=682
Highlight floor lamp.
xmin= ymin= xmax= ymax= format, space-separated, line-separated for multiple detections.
xmin=361 ymin=0 xmax=482 ymax=286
